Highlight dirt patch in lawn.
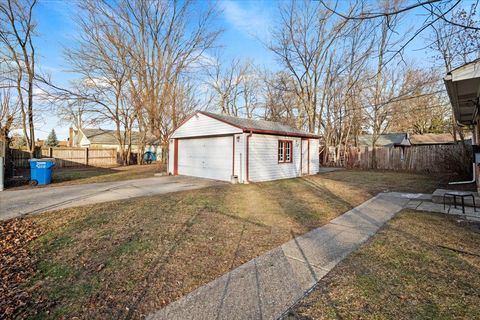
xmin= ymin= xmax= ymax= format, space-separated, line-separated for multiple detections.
xmin=1 ymin=170 xmax=446 ymax=319
xmin=284 ymin=210 xmax=480 ymax=319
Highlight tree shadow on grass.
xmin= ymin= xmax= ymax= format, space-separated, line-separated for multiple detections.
xmin=262 ymin=177 xmax=360 ymax=234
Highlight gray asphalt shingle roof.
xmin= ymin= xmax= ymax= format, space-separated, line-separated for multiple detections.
xmin=81 ymin=129 xmax=158 ymax=145
xmin=358 ymin=133 xmax=409 ymax=147
xmin=199 ymin=111 xmax=319 ymax=138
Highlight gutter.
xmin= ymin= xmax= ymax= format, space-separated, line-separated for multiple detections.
xmin=242 ymin=128 xmax=320 ymax=139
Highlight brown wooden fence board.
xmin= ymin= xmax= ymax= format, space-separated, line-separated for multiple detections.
xmin=10 ymin=147 xmax=117 ymax=168
xmin=323 ymin=144 xmax=472 ymax=174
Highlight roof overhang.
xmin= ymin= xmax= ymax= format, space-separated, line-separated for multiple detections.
xmin=198 ymin=111 xmax=321 ymax=139
xmin=444 ymin=60 xmax=480 ymax=126
xmin=241 ymin=128 xmax=320 ymax=139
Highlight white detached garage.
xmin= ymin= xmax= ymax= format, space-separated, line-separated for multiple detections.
xmin=168 ymin=111 xmax=320 ymax=183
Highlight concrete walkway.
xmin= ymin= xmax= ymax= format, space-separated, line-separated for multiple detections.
xmin=147 ymin=192 xmax=417 ymax=320
xmin=406 ymin=193 xmax=480 ymax=222
xmin=0 ymin=176 xmax=223 ymax=221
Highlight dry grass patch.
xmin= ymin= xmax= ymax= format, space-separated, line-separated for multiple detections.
xmin=2 ymin=170 xmax=445 ymax=318
xmin=285 ymin=210 xmax=480 ymax=320
xmin=10 ymin=164 xmax=161 ymax=190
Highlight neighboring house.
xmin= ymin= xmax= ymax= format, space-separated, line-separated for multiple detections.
xmin=409 ymin=133 xmax=472 ymax=146
xmin=168 ymin=111 xmax=320 ymax=183
xmin=70 ymin=128 xmax=161 ymax=158
xmin=444 ymin=59 xmax=480 ymax=190
xmin=357 ymin=133 xmax=411 ymax=147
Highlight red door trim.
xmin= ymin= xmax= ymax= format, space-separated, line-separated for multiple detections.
xmin=173 ymin=139 xmax=178 ymax=175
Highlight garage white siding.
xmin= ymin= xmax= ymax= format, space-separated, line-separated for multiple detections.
xmin=168 ymin=139 xmax=174 ymax=174
xmin=233 ymin=134 xmax=246 ymax=183
xmin=169 ymin=112 xmax=320 ymax=183
xmin=177 ymin=136 xmax=233 ymax=181
xmin=309 ymin=139 xmax=320 ymax=175
xmin=172 ymin=113 xmax=242 ymax=138
xmin=248 ymin=134 xmax=302 ymax=182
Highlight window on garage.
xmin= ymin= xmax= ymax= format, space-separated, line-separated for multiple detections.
xmin=278 ymin=140 xmax=293 ymax=163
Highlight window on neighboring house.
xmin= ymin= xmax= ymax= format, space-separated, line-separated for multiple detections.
xmin=278 ymin=140 xmax=293 ymax=163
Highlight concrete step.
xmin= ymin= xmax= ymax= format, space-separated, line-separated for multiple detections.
xmin=432 ymin=189 xmax=479 ymax=207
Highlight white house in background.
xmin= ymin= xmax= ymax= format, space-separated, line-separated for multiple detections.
xmin=168 ymin=111 xmax=321 ymax=183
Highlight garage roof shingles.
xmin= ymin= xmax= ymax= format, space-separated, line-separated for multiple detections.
xmin=199 ymin=111 xmax=320 ymax=138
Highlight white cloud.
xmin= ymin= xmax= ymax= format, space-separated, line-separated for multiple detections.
xmin=221 ymin=1 xmax=272 ymax=39
xmin=188 ymin=51 xmax=218 ymax=70
xmin=82 ymin=77 xmax=111 ymax=88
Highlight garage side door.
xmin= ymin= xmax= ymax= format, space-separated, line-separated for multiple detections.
xmin=178 ymin=136 xmax=233 ymax=181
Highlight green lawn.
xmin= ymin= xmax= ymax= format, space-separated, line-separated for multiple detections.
xmin=1 ymin=170 xmax=451 ymax=319
xmin=285 ymin=210 xmax=480 ymax=319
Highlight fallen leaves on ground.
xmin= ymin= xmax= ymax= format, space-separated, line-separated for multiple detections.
xmin=0 ymin=217 xmax=41 ymax=319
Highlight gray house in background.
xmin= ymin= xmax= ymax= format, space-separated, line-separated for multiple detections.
xmin=357 ymin=133 xmax=411 ymax=147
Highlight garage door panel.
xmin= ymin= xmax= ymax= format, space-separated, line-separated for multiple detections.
xmin=178 ymin=136 xmax=233 ymax=181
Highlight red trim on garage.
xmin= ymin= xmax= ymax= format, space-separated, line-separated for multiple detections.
xmin=173 ymin=139 xmax=178 ymax=176
xmin=243 ymin=128 xmax=320 ymax=139
xmin=170 ymin=113 xmax=197 ymax=137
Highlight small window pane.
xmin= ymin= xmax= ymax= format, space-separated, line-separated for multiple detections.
xmin=286 ymin=142 xmax=291 ymax=161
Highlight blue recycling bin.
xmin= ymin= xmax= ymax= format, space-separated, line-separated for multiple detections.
xmin=29 ymin=158 xmax=55 ymax=185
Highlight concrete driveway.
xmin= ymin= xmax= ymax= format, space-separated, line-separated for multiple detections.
xmin=0 ymin=175 xmax=224 ymax=221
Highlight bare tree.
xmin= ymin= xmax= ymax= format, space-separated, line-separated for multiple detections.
xmin=205 ymin=57 xmax=260 ymax=118
xmin=0 ymin=0 xmax=37 ymax=156
xmin=430 ymin=3 xmax=480 ymax=71
xmin=428 ymin=3 xmax=480 ymax=144
xmin=56 ymin=99 xmax=99 ymax=130
xmin=60 ymin=0 xmax=136 ymax=165
xmin=388 ymin=69 xmax=450 ymax=134
xmin=0 ymin=89 xmax=17 ymax=143
xmin=269 ymin=1 xmax=326 ymax=132
xmin=261 ymin=71 xmax=300 ymax=127
xmin=116 ymin=0 xmax=221 ymax=164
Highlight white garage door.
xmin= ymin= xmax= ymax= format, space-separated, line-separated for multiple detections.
xmin=178 ymin=136 xmax=233 ymax=181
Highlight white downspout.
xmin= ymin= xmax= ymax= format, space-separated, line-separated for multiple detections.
xmin=449 ymin=162 xmax=476 ymax=185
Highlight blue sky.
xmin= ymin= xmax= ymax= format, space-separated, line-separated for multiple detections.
xmin=31 ymin=0 xmax=462 ymax=140
xmin=33 ymin=0 xmax=282 ymax=139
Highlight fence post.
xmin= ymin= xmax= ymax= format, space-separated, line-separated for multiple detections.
xmin=49 ymin=147 xmax=53 ymax=158
xmin=85 ymin=147 xmax=89 ymax=166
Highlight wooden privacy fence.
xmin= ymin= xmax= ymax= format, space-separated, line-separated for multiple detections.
xmin=11 ymin=147 xmax=118 ymax=168
xmin=323 ymin=144 xmax=472 ymax=174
